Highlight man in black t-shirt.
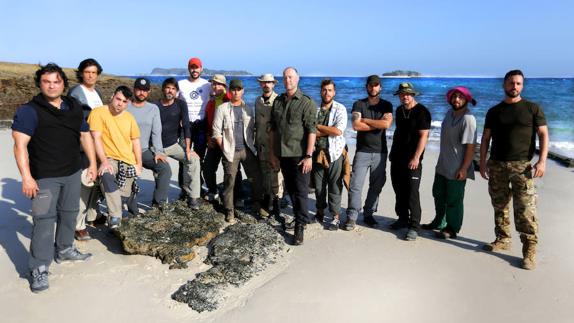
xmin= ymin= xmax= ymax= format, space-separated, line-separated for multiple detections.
xmin=343 ymin=75 xmax=393 ymax=231
xmin=389 ymin=82 xmax=431 ymax=241
xmin=479 ymin=70 xmax=549 ymax=270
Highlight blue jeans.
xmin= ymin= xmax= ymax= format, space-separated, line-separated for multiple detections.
xmin=346 ymin=152 xmax=387 ymax=221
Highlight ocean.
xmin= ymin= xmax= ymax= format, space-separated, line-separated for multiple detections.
xmin=138 ymin=76 xmax=574 ymax=158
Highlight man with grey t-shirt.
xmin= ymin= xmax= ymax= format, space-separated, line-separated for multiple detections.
xmin=127 ymin=78 xmax=171 ymax=208
xmin=421 ymin=86 xmax=477 ymax=239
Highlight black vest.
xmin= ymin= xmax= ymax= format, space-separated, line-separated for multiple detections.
xmin=27 ymin=94 xmax=84 ymax=179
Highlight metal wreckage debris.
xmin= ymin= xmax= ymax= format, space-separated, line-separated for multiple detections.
xmin=114 ymin=200 xmax=287 ymax=312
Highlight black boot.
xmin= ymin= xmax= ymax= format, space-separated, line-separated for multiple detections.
xmin=262 ymin=194 xmax=271 ymax=213
xmin=293 ymin=223 xmax=304 ymax=245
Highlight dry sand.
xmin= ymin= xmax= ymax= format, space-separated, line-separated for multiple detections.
xmin=1 ymin=129 xmax=573 ymax=323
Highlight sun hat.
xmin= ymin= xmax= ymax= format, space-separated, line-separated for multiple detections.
xmin=209 ymin=74 xmax=227 ymax=86
xmin=393 ymin=82 xmax=420 ymax=96
xmin=257 ymin=73 xmax=277 ymax=83
xmin=446 ymin=86 xmax=477 ymax=106
xmin=81 ymin=169 xmax=94 ymax=187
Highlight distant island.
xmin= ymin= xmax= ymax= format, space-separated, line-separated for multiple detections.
xmin=151 ymin=67 xmax=252 ymax=76
xmin=382 ymin=70 xmax=422 ymax=77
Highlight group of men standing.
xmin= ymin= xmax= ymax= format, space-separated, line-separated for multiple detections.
xmin=12 ymin=58 xmax=548 ymax=294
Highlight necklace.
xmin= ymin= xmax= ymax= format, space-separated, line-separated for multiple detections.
xmin=402 ymin=106 xmax=412 ymax=119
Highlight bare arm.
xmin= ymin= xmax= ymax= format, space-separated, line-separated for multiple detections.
xmin=132 ymin=138 xmax=142 ymax=176
xmin=479 ymin=128 xmax=492 ymax=179
xmin=91 ymin=131 xmax=112 ymax=176
xmin=362 ymin=113 xmax=393 ymax=130
xmin=12 ymin=131 xmax=38 ymax=198
xmin=455 ymin=143 xmax=476 ymax=180
xmin=533 ymin=125 xmax=549 ymax=178
xmin=408 ymin=129 xmax=429 ymax=170
xmin=316 ymin=124 xmax=342 ymax=137
xmin=80 ymin=131 xmax=97 ymax=182
xmin=352 ymin=118 xmax=376 ymax=131
xmin=298 ymin=133 xmax=317 ymax=174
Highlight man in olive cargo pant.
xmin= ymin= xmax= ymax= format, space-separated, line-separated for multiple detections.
xmin=479 ymin=69 xmax=549 ymax=270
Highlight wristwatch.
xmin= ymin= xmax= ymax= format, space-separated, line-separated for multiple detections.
xmin=304 ymin=154 xmax=312 ymax=159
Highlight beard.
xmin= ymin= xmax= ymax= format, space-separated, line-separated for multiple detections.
xmin=134 ymin=95 xmax=147 ymax=103
xmin=450 ymin=103 xmax=467 ymax=111
xmin=163 ymin=94 xmax=175 ymax=100
xmin=505 ymin=89 xmax=520 ymax=98
xmin=368 ymin=89 xmax=380 ymax=98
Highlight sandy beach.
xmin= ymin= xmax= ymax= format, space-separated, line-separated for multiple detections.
xmin=1 ymin=128 xmax=573 ymax=323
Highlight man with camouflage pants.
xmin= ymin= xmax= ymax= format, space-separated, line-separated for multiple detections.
xmin=479 ymin=69 xmax=549 ymax=270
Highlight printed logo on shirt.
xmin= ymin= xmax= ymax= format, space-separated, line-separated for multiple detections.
xmin=189 ymin=88 xmax=204 ymax=100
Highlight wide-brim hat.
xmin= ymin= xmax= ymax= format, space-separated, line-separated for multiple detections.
xmin=393 ymin=82 xmax=419 ymax=96
xmin=257 ymin=73 xmax=277 ymax=83
xmin=446 ymin=86 xmax=477 ymax=106
xmin=209 ymin=74 xmax=227 ymax=86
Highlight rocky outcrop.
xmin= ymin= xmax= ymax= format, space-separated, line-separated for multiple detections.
xmin=171 ymin=222 xmax=286 ymax=312
xmin=114 ymin=201 xmax=225 ymax=269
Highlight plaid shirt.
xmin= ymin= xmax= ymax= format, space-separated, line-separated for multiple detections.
xmin=116 ymin=161 xmax=140 ymax=194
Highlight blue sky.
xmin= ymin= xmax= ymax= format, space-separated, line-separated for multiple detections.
xmin=0 ymin=0 xmax=572 ymax=77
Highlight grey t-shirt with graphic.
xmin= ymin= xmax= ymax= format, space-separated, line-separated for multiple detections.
xmin=435 ymin=109 xmax=477 ymax=180
xmin=233 ymin=105 xmax=245 ymax=151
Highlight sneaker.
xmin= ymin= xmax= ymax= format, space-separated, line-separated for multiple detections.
xmin=328 ymin=218 xmax=340 ymax=231
xmin=30 ymin=265 xmax=49 ymax=293
xmin=436 ymin=229 xmax=457 ymax=239
xmin=363 ymin=215 xmax=379 ymax=228
xmin=55 ymin=247 xmax=92 ymax=264
xmin=283 ymin=219 xmax=295 ymax=231
xmin=405 ymin=229 xmax=418 ymax=241
xmin=187 ymin=197 xmax=200 ymax=210
xmin=108 ymin=216 xmax=121 ymax=229
xmin=74 ymin=229 xmax=92 ymax=241
xmin=343 ymin=218 xmax=356 ymax=231
xmin=482 ymin=239 xmax=511 ymax=252
xmin=293 ymin=224 xmax=304 ymax=245
xmin=389 ymin=219 xmax=409 ymax=230
xmin=206 ymin=192 xmax=219 ymax=202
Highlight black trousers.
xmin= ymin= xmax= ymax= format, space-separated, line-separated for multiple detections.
xmin=390 ymin=162 xmax=423 ymax=230
xmin=280 ymin=157 xmax=311 ymax=225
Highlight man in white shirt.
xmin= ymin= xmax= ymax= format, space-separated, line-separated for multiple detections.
xmin=177 ymin=57 xmax=212 ymax=198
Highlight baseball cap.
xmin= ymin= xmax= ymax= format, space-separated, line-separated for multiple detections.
xmin=188 ymin=57 xmax=202 ymax=68
xmin=229 ymin=79 xmax=243 ymax=90
xmin=366 ymin=75 xmax=381 ymax=85
xmin=134 ymin=77 xmax=151 ymax=91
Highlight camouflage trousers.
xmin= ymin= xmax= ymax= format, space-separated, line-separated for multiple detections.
xmin=487 ymin=160 xmax=538 ymax=244
xmin=259 ymin=159 xmax=284 ymax=198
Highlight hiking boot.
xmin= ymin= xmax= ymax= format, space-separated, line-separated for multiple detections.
xmin=389 ymin=219 xmax=409 ymax=230
xmin=74 ymin=229 xmax=92 ymax=241
xmin=30 ymin=265 xmax=49 ymax=293
xmin=187 ymin=197 xmax=200 ymax=210
xmin=315 ymin=209 xmax=325 ymax=223
xmin=108 ymin=216 xmax=121 ymax=229
xmin=482 ymin=239 xmax=511 ymax=252
xmin=521 ymin=242 xmax=537 ymax=270
xmin=293 ymin=223 xmax=304 ymax=245
xmin=225 ymin=210 xmax=236 ymax=223
xmin=55 ymin=247 xmax=92 ymax=264
xmin=363 ymin=215 xmax=379 ymax=228
xmin=262 ymin=194 xmax=271 ymax=212
xmin=405 ymin=229 xmax=418 ymax=241
xmin=328 ymin=215 xmax=340 ymax=231
xmin=343 ymin=218 xmax=356 ymax=231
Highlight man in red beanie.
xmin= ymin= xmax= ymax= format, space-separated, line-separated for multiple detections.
xmin=421 ymin=86 xmax=477 ymax=239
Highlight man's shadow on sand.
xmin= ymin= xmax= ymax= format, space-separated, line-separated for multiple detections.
xmin=316 ymin=211 xmax=522 ymax=269
xmin=0 ymin=178 xmax=33 ymax=278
